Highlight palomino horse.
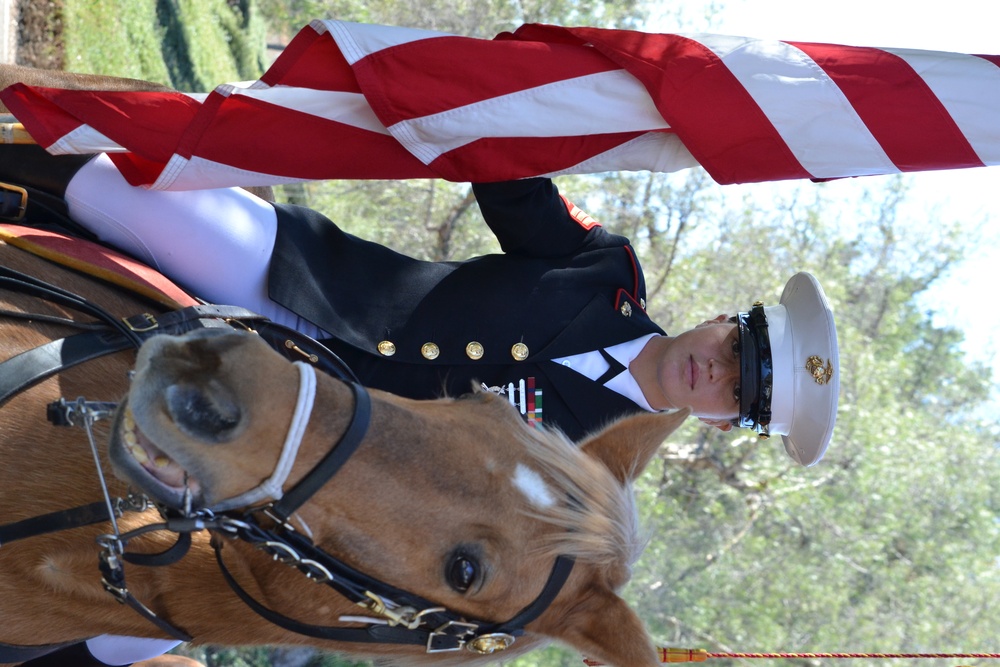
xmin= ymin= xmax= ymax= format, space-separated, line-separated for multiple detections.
xmin=0 ymin=237 xmax=688 ymax=666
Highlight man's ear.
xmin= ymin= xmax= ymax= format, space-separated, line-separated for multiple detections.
xmin=698 ymin=416 xmax=734 ymax=432
xmin=694 ymin=314 xmax=728 ymax=328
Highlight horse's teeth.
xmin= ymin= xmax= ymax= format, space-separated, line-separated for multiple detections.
xmin=129 ymin=442 xmax=149 ymax=464
xmin=124 ymin=431 xmax=138 ymax=446
xmin=124 ymin=411 xmax=135 ymax=431
xmin=154 ymin=456 xmax=171 ymax=468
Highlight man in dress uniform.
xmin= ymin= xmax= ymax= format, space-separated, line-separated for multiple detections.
xmin=4 ymin=148 xmax=839 ymax=460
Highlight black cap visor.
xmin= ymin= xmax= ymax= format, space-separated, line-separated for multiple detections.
xmin=737 ymin=305 xmax=773 ymax=432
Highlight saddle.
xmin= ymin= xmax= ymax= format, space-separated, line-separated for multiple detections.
xmin=0 ymin=223 xmax=359 ymax=410
xmin=0 ymin=223 xmax=199 ymax=309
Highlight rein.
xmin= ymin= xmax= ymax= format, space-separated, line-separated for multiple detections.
xmin=0 ymin=261 xmax=576 ymax=657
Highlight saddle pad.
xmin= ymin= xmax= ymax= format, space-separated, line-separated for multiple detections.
xmin=0 ymin=224 xmax=198 ymax=309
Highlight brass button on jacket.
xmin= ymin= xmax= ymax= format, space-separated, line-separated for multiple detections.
xmin=510 ymin=342 xmax=529 ymax=361
xmin=377 ymin=340 xmax=396 ymax=356
xmin=620 ymin=302 xmax=633 ymax=317
xmin=421 ymin=342 xmax=440 ymax=360
xmin=466 ymin=341 xmax=485 ymax=360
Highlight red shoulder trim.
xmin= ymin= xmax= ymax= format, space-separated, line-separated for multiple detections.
xmin=560 ymin=195 xmax=600 ymax=230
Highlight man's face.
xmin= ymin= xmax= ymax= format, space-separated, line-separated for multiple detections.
xmin=655 ymin=315 xmax=742 ymax=422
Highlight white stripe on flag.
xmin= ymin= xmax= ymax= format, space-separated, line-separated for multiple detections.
xmin=150 ymin=154 xmax=311 ymax=191
xmin=691 ymin=33 xmax=899 ymax=178
xmin=543 ymin=131 xmax=698 ymax=178
xmin=884 ymin=48 xmax=1000 ymax=165
xmin=389 ymin=70 xmax=670 ymax=164
xmin=230 ymin=86 xmax=390 ymax=134
xmin=322 ymin=20 xmax=452 ymax=65
xmin=48 ymin=124 xmax=124 ymax=154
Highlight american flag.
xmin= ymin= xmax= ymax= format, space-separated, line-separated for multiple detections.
xmin=2 ymin=20 xmax=998 ymax=190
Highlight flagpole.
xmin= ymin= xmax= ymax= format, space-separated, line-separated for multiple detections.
xmin=0 ymin=116 xmax=34 ymax=144
xmin=582 ymin=648 xmax=1000 ymax=665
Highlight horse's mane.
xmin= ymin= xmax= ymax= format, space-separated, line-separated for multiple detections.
xmin=515 ymin=425 xmax=646 ymax=586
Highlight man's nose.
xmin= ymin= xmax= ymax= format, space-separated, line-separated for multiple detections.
xmin=709 ymin=358 xmax=738 ymax=382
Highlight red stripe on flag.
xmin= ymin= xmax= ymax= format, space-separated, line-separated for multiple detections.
xmin=353 ymin=35 xmax=621 ymax=123
xmin=188 ymin=95 xmax=435 ymax=180
xmin=262 ymin=25 xmax=363 ymax=93
xmin=791 ymin=42 xmax=984 ymax=171
xmin=2 ymin=85 xmax=201 ymax=161
xmin=511 ymin=25 xmax=811 ymax=184
xmin=0 ymin=83 xmax=83 ymax=148
xmin=109 ymin=152 xmax=180 ymax=186
xmin=426 ymin=132 xmax=647 ymax=182
xmin=974 ymin=54 xmax=1000 ymax=69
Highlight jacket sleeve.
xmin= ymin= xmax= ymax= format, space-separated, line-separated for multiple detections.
xmin=472 ymin=178 xmax=604 ymax=258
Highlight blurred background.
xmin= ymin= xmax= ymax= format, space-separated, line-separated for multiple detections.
xmin=10 ymin=1 xmax=998 ymax=666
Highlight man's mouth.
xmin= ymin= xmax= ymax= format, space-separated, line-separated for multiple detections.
xmin=688 ymin=356 xmax=698 ymax=390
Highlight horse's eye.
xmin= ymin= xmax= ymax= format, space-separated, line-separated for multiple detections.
xmin=445 ymin=550 xmax=479 ymax=593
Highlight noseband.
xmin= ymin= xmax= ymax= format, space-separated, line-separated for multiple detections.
xmin=207 ymin=361 xmax=319 ymax=512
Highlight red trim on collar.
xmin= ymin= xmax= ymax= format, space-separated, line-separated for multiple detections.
xmin=622 ymin=245 xmax=641 ymax=304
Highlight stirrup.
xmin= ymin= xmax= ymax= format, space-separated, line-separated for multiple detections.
xmin=0 ymin=181 xmax=27 ymax=221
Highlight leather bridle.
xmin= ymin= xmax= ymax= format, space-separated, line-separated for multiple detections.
xmin=0 ymin=263 xmax=576 ymax=658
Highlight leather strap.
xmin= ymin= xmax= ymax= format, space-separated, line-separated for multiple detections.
xmin=268 ymin=381 xmax=371 ymax=519
xmin=0 ymin=502 xmax=111 ymax=547
xmin=0 ymin=304 xmax=269 ymax=409
xmin=0 ymin=331 xmax=132 ymax=408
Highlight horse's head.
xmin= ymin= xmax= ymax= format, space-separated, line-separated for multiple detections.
xmin=110 ymin=328 xmax=688 ymax=667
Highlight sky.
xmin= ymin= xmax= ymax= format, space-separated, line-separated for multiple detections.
xmin=647 ymin=0 xmax=1000 ymax=414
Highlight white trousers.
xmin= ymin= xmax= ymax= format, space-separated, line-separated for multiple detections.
xmin=65 ymin=155 xmax=327 ymax=339
xmin=85 ymin=635 xmax=181 ymax=665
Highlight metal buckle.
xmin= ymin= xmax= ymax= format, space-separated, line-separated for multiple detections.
xmin=465 ymin=633 xmax=516 ymax=655
xmin=426 ymin=620 xmax=479 ymax=653
xmin=360 ymin=592 xmax=422 ymax=628
xmin=123 ymin=313 xmax=159 ymax=332
xmin=0 ymin=181 xmax=28 ymax=221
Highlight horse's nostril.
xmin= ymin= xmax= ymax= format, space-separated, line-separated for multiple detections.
xmin=165 ymin=382 xmax=242 ymax=442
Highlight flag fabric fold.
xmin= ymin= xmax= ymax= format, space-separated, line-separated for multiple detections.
xmin=2 ymin=19 xmax=998 ymax=190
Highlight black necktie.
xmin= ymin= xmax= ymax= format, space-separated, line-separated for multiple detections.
xmin=596 ymin=348 xmax=627 ymax=385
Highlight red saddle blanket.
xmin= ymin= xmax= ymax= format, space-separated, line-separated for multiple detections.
xmin=0 ymin=224 xmax=198 ymax=309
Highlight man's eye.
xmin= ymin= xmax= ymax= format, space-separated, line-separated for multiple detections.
xmin=731 ymin=339 xmax=740 ymax=358
xmin=733 ymin=385 xmax=741 ymax=405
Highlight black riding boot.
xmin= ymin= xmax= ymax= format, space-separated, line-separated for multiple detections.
xmin=15 ymin=641 xmax=117 ymax=666
xmin=0 ymin=143 xmax=97 ymax=234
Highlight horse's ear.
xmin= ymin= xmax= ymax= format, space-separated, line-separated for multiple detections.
xmin=579 ymin=409 xmax=690 ymax=484
xmin=549 ymin=587 xmax=660 ymax=667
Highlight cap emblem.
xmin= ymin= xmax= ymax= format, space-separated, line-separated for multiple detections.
xmin=805 ymin=355 xmax=834 ymax=385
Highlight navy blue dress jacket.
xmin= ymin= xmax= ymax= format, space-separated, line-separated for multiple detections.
xmin=267 ymin=178 xmax=665 ymax=440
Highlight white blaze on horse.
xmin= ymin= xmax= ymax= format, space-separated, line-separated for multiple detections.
xmin=0 ymin=227 xmax=687 ymax=666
